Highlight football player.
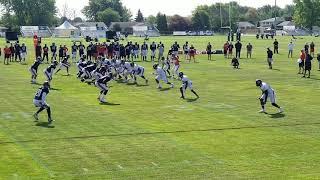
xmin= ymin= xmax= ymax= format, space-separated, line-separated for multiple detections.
xmin=33 ymin=81 xmax=53 ymax=124
xmin=179 ymin=72 xmax=199 ymax=99
xmin=29 ymin=57 xmax=42 ymax=84
xmin=44 ymin=61 xmax=58 ymax=83
xmin=256 ymin=79 xmax=283 ymax=113
xmin=96 ymin=73 xmax=113 ymax=103
xmin=55 ymin=57 xmax=71 ymax=76
xmin=162 ymin=57 xmax=171 ymax=76
xmin=131 ymin=62 xmax=148 ymax=84
xmin=153 ymin=64 xmax=174 ymax=89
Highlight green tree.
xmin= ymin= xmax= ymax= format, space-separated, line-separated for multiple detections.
xmin=168 ymin=15 xmax=191 ymax=31
xmin=96 ymin=8 xmax=121 ymax=26
xmin=156 ymin=13 xmax=169 ymax=34
xmin=82 ymin=0 xmax=131 ymax=22
xmin=0 ymin=0 xmax=57 ymax=26
xmin=294 ymin=0 xmax=320 ymax=29
xmin=135 ymin=9 xmax=144 ymax=22
xmin=146 ymin=15 xmax=157 ymax=25
xmin=192 ymin=10 xmax=211 ymax=30
xmin=73 ymin=17 xmax=83 ymax=23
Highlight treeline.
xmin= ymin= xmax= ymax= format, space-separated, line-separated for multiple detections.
xmin=0 ymin=0 xmax=316 ymax=32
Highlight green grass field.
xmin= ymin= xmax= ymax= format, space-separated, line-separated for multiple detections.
xmin=0 ymin=35 xmax=320 ymax=179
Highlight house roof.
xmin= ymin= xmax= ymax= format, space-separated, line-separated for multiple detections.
xmin=260 ymin=17 xmax=285 ymax=23
xmin=74 ymin=22 xmax=107 ymax=28
xmin=277 ymin=21 xmax=295 ymax=27
xmin=55 ymin=21 xmax=78 ymax=30
xmin=109 ymin=22 xmax=145 ymax=30
xmin=0 ymin=26 xmax=8 ymax=30
xmin=237 ymin=21 xmax=255 ymax=28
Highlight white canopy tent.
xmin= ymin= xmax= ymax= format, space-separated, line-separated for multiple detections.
xmin=54 ymin=21 xmax=79 ymax=37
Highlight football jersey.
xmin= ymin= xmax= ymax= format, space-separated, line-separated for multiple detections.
xmin=260 ymin=82 xmax=273 ymax=93
xmin=181 ymin=75 xmax=191 ymax=84
xmin=34 ymin=87 xmax=49 ymax=101
xmin=31 ymin=60 xmax=41 ymax=70
xmin=133 ymin=65 xmax=144 ymax=74
xmin=156 ymin=67 xmax=166 ymax=77
xmin=98 ymin=75 xmax=112 ymax=84
xmin=46 ymin=64 xmax=56 ymax=74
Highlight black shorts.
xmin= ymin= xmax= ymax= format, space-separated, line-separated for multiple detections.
xmin=299 ymin=62 xmax=304 ymax=68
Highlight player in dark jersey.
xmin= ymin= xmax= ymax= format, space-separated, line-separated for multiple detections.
xmin=81 ymin=63 xmax=97 ymax=83
xmin=55 ymin=56 xmax=71 ymax=75
xmin=29 ymin=57 xmax=42 ymax=84
xmin=44 ymin=61 xmax=58 ymax=83
xmin=33 ymin=81 xmax=53 ymax=124
xmin=50 ymin=43 xmax=57 ymax=61
xmin=96 ymin=73 xmax=113 ymax=103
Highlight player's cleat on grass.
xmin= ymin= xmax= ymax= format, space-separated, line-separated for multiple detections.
xmin=279 ymin=107 xmax=284 ymax=113
xmin=145 ymin=79 xmax=148 ymax=84
xmin=170 ymin=84 xmax=174 ymax=88
xmin=100 ymin=98 xmax=107 ymax=103
xmin=180 ymin=96 xmax=185 ymax=99
xmin=259 ymin=109 xmax=266 ymax=113
xmin=48 ymin=118 xmax=53 ymax=125
xmin=33 ymin=113 xmax=39 ymax=121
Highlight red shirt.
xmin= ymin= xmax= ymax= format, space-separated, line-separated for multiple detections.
xmin=4 ymin=47 xmax=11 ymax=55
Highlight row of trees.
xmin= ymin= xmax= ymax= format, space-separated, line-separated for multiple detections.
xmin=0 ymin=0 xmax=317 ymax=32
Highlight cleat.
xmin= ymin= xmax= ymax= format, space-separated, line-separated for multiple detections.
xmin=48 ymin=118 xmax=54 ymax=125
xmin=146 ymin=79 xmax=148 ymax=84
xmin=170 ymin=84 xmax=174 ymax=88
xmin=33 ymin=113 xmax=39 ymax=121
xmin=279 ymin=107 xmax=284 ymax=113
xmin=180 ymin=96 xmax=185 ymax=99
xmin=259 ymin=109 xmax=266 ymax=113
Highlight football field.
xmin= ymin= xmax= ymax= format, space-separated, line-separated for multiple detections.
xmin=0 ymin=35 xmax=320 ymax=179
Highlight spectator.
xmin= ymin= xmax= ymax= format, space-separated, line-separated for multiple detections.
xmin=246 ymin=43 xmax=253 ymax=59
xmin=3 ymin=45 xmax=11 ymax=65
xmin=35 ymin=43 xmax=42 ymax=60
xmin=14 ymin=42 xmax=21 ymax=62
xmin=231 ymin=57 xmax=239 ymax=69
xmin=157 ymin=42 xmax=165 ymax=63
xmin=9 ymin=43 xmax=14 ymax=62
xmin=304 ymin=43 xmax=309 ymax=54
xmin=50 ymin=43 xmax=57 ymax=61
xmin=189 ymin=45 xmax=196 ymax=63
xmin=228 ymin=42 xmax=234 ymax=59
xmin=43 ymin=44 xmax=49 ymax=63
xmin=223 ymin=42 xmax=229 ymax=58
xmin=303 ymin=51 xmax=313 ymax=78
xmin=273 ymin=39 xmax=279 ymax=54
xmin=288 ymin=41 xmax=294 ymax=58
xmin=58 ymin=45 xmax=64 ymax=61
xmin=310 ymin=42 xmax=315 ymax=57
xmin=298 ymin=49 xmax=306 ymax=74
xmin=183 ymin=41 xmax=189 ymax=60
xmin=206 ymin=42 xmax=212 ymax=61
xmin=317 ymin=53 xmax=320 ymax=71
xmin=267 ymin=48 xmax=273 ymax=69
xmin=20 ymin=43 xmax=27 ymax=63
xmin=235 ymin=40 xmax=242 ymax=59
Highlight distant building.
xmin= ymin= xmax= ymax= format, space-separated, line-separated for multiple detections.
xmin=109 ymin=22 xmax=144 ymax=34
xmin=259 ymin=17 xmax=285 ymax=27
xmin=236 ymin=21 xmax=256 ymax=34
xmin=74 ymin=22 xmax=108 ymax=38
xmin=277 ymin=21 xmax=295 ymax=31
xmin=0 ymin=26 xmax=8 ymax=37
xmin=132 ymin=24 xmax=160 ymax=37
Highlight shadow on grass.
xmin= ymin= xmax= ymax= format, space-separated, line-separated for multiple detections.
xmin=31 ymin=82 xmax=42 ymax=86
xmin=269 ymin=113 xmax=286 ymax=119
xmin=185 ymin=97 xmax=199 ymax=102
xmin=136 ymin=84 xmax=149 ymax=87
xmin=272 ymin=68 xmax=281 ymax=71
xmin=50 ymin=88 xmax=62 ymax=91
xmin=100 ymin=102 xmax=121 ymax=106
xmin=159 ymin=87 xmax=171 ymax=92
xmin=309 ymin=77 xmax=320 ymax=81
xmin=36 ymin=122 xmax=55 ymax=128
xmin=61 ymin=74 xmax=72 ymax=77
xmin=126 ymin=82 xmax=137 ymax=86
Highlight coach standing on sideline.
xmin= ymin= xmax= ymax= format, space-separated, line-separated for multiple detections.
xmin=235 ymin=40 xmax=242 ymax=59
xmin=273 ymin=39 xmax=279 ymax=54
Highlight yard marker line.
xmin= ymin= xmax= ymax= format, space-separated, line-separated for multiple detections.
xmin=117 ymin=165 xmax=124 ymax=169
xmin=151 ymin=162 xmax=158 ymax=166
xmin=82 ymin=168 xmax=89 ymax=172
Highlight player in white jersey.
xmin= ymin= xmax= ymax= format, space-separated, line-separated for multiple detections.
xmin=256 ymin=79 xmax=283 ymax=113
xmin=153 ymin=64 xmax=174 ymax=89
xmin=179 ymin=72 xmax=199 ymax=99
xmin=162 ymin=57 xmax=171 ymax=76
xmin=131 ymin=62 xmax=148 ymax=84
xmin=122 ymin=61 xmax=133 ymax=82
xmin=33 ymin=81 xmax=53 ymax=124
